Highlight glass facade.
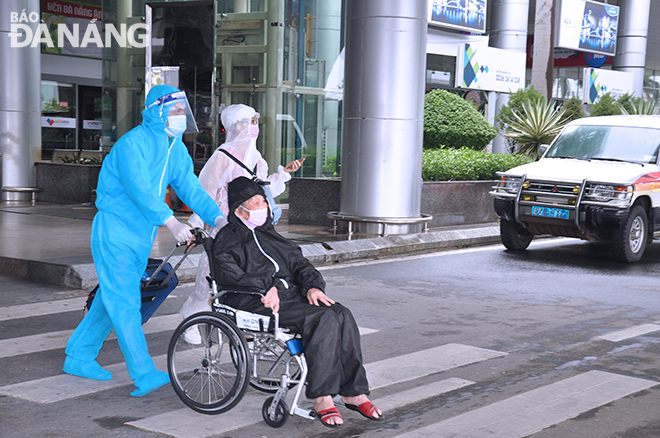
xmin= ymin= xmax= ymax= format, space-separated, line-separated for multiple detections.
xmin=41 ymin=81 xmax=76 ymax=160
xmin=552 ymin=67 xmax=584 ymax=101
xmin=100 ymin=0 xmax=345 ymax=198
xmin=644 ymin=69 xmax=660 ymax=103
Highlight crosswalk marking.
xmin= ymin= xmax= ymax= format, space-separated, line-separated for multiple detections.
xmin=0 ymin=354 xmax=168 ymax=403
xmin=0 ymin=297 xmax=84 ymax=322
xmin=126 ymin=345 xmax=499 ymax=438
xmin=366 ymin=343 xmax=507 ymax=390
xmin=5 ymin=295 xmax=658 ymax=438
xmin=393 ymin=371 xmax=658 ymax=438
xmin=0 ymin=298 xmax=376 ymax=359
xmin=0 ymin=314 xmax=181 ymax=359
xmin=0 ymin=316 xmax=375 ymax=361
xmin=127 ymin=377 xmax=476 ymax=438
xmin=596 ymin=323 xmax=660 ymax=342
xmin=0 ymin=326 xmax=376 ymax=403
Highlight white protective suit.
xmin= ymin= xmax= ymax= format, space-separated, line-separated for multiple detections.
xmin=180 ymin=104 xmax=291 ymax=318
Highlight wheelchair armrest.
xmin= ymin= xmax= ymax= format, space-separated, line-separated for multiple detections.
xmin=217 ymin=284 xmax=266 ymax=296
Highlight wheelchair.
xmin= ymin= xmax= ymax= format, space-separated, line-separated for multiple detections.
xmin=167 ymin=229 xmax=315 ymax=428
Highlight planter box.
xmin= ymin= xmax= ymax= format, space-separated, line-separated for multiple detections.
xmin=289 ymin=178 xmax=341 ymax=227
xmin=35 ymin=162 xmax=101 ymax=204
xmin=421 ymin=180 xmax=498 ymax=227
xmin=288 ymin=177 xmax=497 ymax=228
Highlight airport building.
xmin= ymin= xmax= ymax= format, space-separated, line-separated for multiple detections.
xmin=0 ymin=0 xmax=656 ymax=232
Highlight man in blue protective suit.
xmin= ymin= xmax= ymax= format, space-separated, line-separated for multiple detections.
xmin=63 ymin=85 xmax=224 ymax=397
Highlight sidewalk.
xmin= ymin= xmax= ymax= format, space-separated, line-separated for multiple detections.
xmin=0 ymin=201 xmax=501 ymax=290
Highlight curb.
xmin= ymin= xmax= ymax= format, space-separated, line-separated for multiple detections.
xmin=52 ymin=226 xmax=502 ymax=290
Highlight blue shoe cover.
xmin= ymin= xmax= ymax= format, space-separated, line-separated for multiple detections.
xmin=131 ymin=370 xmax=170 ymax=397
xmin=63 ymin=356 xmax=112 ymax=381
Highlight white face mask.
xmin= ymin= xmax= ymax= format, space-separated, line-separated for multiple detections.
xmin=165 ymin=114 xmax=187 ymax=138
xmin=249 ymin=124 xmax=259 ymax=139
xmin=240 ymin=205 xmax=268 ymax=228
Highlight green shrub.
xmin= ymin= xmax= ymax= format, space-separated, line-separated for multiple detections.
xmin=616 ymin=93 xmax=635 ymax=114
xmin=494 ymin=86 xmax=545 ymax=128
xmin=590 ymin=92 xmax=621 ymax=116
xmin=619 ymin=96 xmax=660 ymax=115
xmin=422 ymin=148 xmax=533 ymax=181
xmin=561 ymin=96 xmax=585 ymax=122
xmin=424 ymin=89 xmax=497 ymax=150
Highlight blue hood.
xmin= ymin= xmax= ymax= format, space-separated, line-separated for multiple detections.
xmin=142 ymin=85 xmax=180 ymax=133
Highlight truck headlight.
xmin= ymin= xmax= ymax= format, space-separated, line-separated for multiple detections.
xmin=587 ymin=184 xmax=632 ymax=202
xmin=497 ymin=175 xmax=522 ymax=194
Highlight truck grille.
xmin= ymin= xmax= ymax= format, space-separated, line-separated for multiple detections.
xmin=525 ymin=181 xmax=578 ymax=196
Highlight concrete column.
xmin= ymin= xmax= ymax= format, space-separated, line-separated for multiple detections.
xmin=115 ymin=0 xmax=133 ymax=137
xmin=530 ymin=0 xmax=555 ymax=100
xmin=0 ymin=0 xmax=41 ymax=188
xmin=613 ymin=0 xmax=650 ymax=98
xmin=489 ymin=0 xmax=530 ymax=154
xmin=264 ymin=0 xmax=284 ymax=172
xmin=340 ymin=0 xmax=426 ymax=234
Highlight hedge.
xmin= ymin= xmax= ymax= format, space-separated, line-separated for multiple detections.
xmin=424 ymin=89 xmax=497 ymax=150
xmin=422 ymin=148 xmax=533 ymax=181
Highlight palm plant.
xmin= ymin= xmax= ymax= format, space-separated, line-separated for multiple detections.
xmin=619 ymin=97 xmax=660 ymax=115
xmin=502 ymin=98 xmax=568 ymax=160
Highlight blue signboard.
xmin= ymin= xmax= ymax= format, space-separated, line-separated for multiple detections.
xmin=428 ymin=0 xmax=486 ymax=34
xmin=557 ymin=0 xmax=619 ymax=57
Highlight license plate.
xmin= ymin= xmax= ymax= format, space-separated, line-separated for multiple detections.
xmin=531 ymin=206 xmax=569 ymax=220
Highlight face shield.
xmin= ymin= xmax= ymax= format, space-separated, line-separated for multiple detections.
xmin=148 ymin=90 xmax=199 ymax=134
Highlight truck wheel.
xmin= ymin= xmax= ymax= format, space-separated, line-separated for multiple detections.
xmin=500 ymin=218 xmax=533 ymax=251
xmin=612 ymin=205 xmax=647 ymax=263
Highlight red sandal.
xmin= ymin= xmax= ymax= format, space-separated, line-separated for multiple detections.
xmin=344 ymin=401 xmax=384 ymax=421
xmin=315 ymin=407 xmax=343 ymax=428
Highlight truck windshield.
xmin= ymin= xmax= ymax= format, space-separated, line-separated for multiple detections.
xmin=545 ymin=125 xmax=660 ymax=164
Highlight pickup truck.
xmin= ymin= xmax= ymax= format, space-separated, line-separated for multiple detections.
xmin=490 ymin=115 xmax=660 ymax=262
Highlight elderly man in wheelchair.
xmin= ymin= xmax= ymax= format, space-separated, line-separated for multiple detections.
xmin=167 ymin=176 xmax=383 ymax=428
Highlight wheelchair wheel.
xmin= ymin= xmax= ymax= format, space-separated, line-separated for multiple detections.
xmin=248 ymin=334 xmax=301 ymax=393
xmin=262 ymin=396 xmax=288 ymax=428
xmin=168 ymin=312 xmax=250 ymax=414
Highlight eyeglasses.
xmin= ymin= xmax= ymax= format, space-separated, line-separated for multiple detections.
xmin=250 ymin=116 xmax=259 ymax=125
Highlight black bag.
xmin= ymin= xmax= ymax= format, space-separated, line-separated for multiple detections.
xmin=84 ymin=258 xmax=179 ymax=325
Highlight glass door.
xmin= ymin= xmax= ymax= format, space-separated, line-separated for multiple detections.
xmin=78 ymin=86 xmax=103 ymax=152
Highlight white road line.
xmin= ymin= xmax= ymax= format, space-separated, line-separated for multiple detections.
xmin=0 ymin=314 xmax=181 ymax=359
xmin=596 ymin=323 xmax=660 ymax=342
xmin=0 ymin=298 xmax=85 ymax=322
xmin=393 ymin=371 xmax=658 ymax=438
xmin=0 ymin=354 xmax=168 ymax=403
xmin=0 ymin=315 xmax=375 ymax=360
xmin=127 ymin=377 xmax=476 ymax=438
xmin=0 ymin=324 xmax=377 ymax=403
xmin=366 ymin=343 xmax=506 ymax=390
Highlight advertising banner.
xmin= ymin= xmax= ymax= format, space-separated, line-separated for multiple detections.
xmin=556 ymin=0 xmax=619 ymax=56
xmin=83 ymin=120 xmax=103 ymax=130
xmin=455 ymin=44 xmax=525 ymax=93
xmin=428 ymin=0 xmax=486 ymax=34
xmin=41 ymin=0 xmax=103 ymax=58
xmin=583 ymin=68 xmax=634 ymax=104
xmin=41 ymin=116 xmax=77 ymax=128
